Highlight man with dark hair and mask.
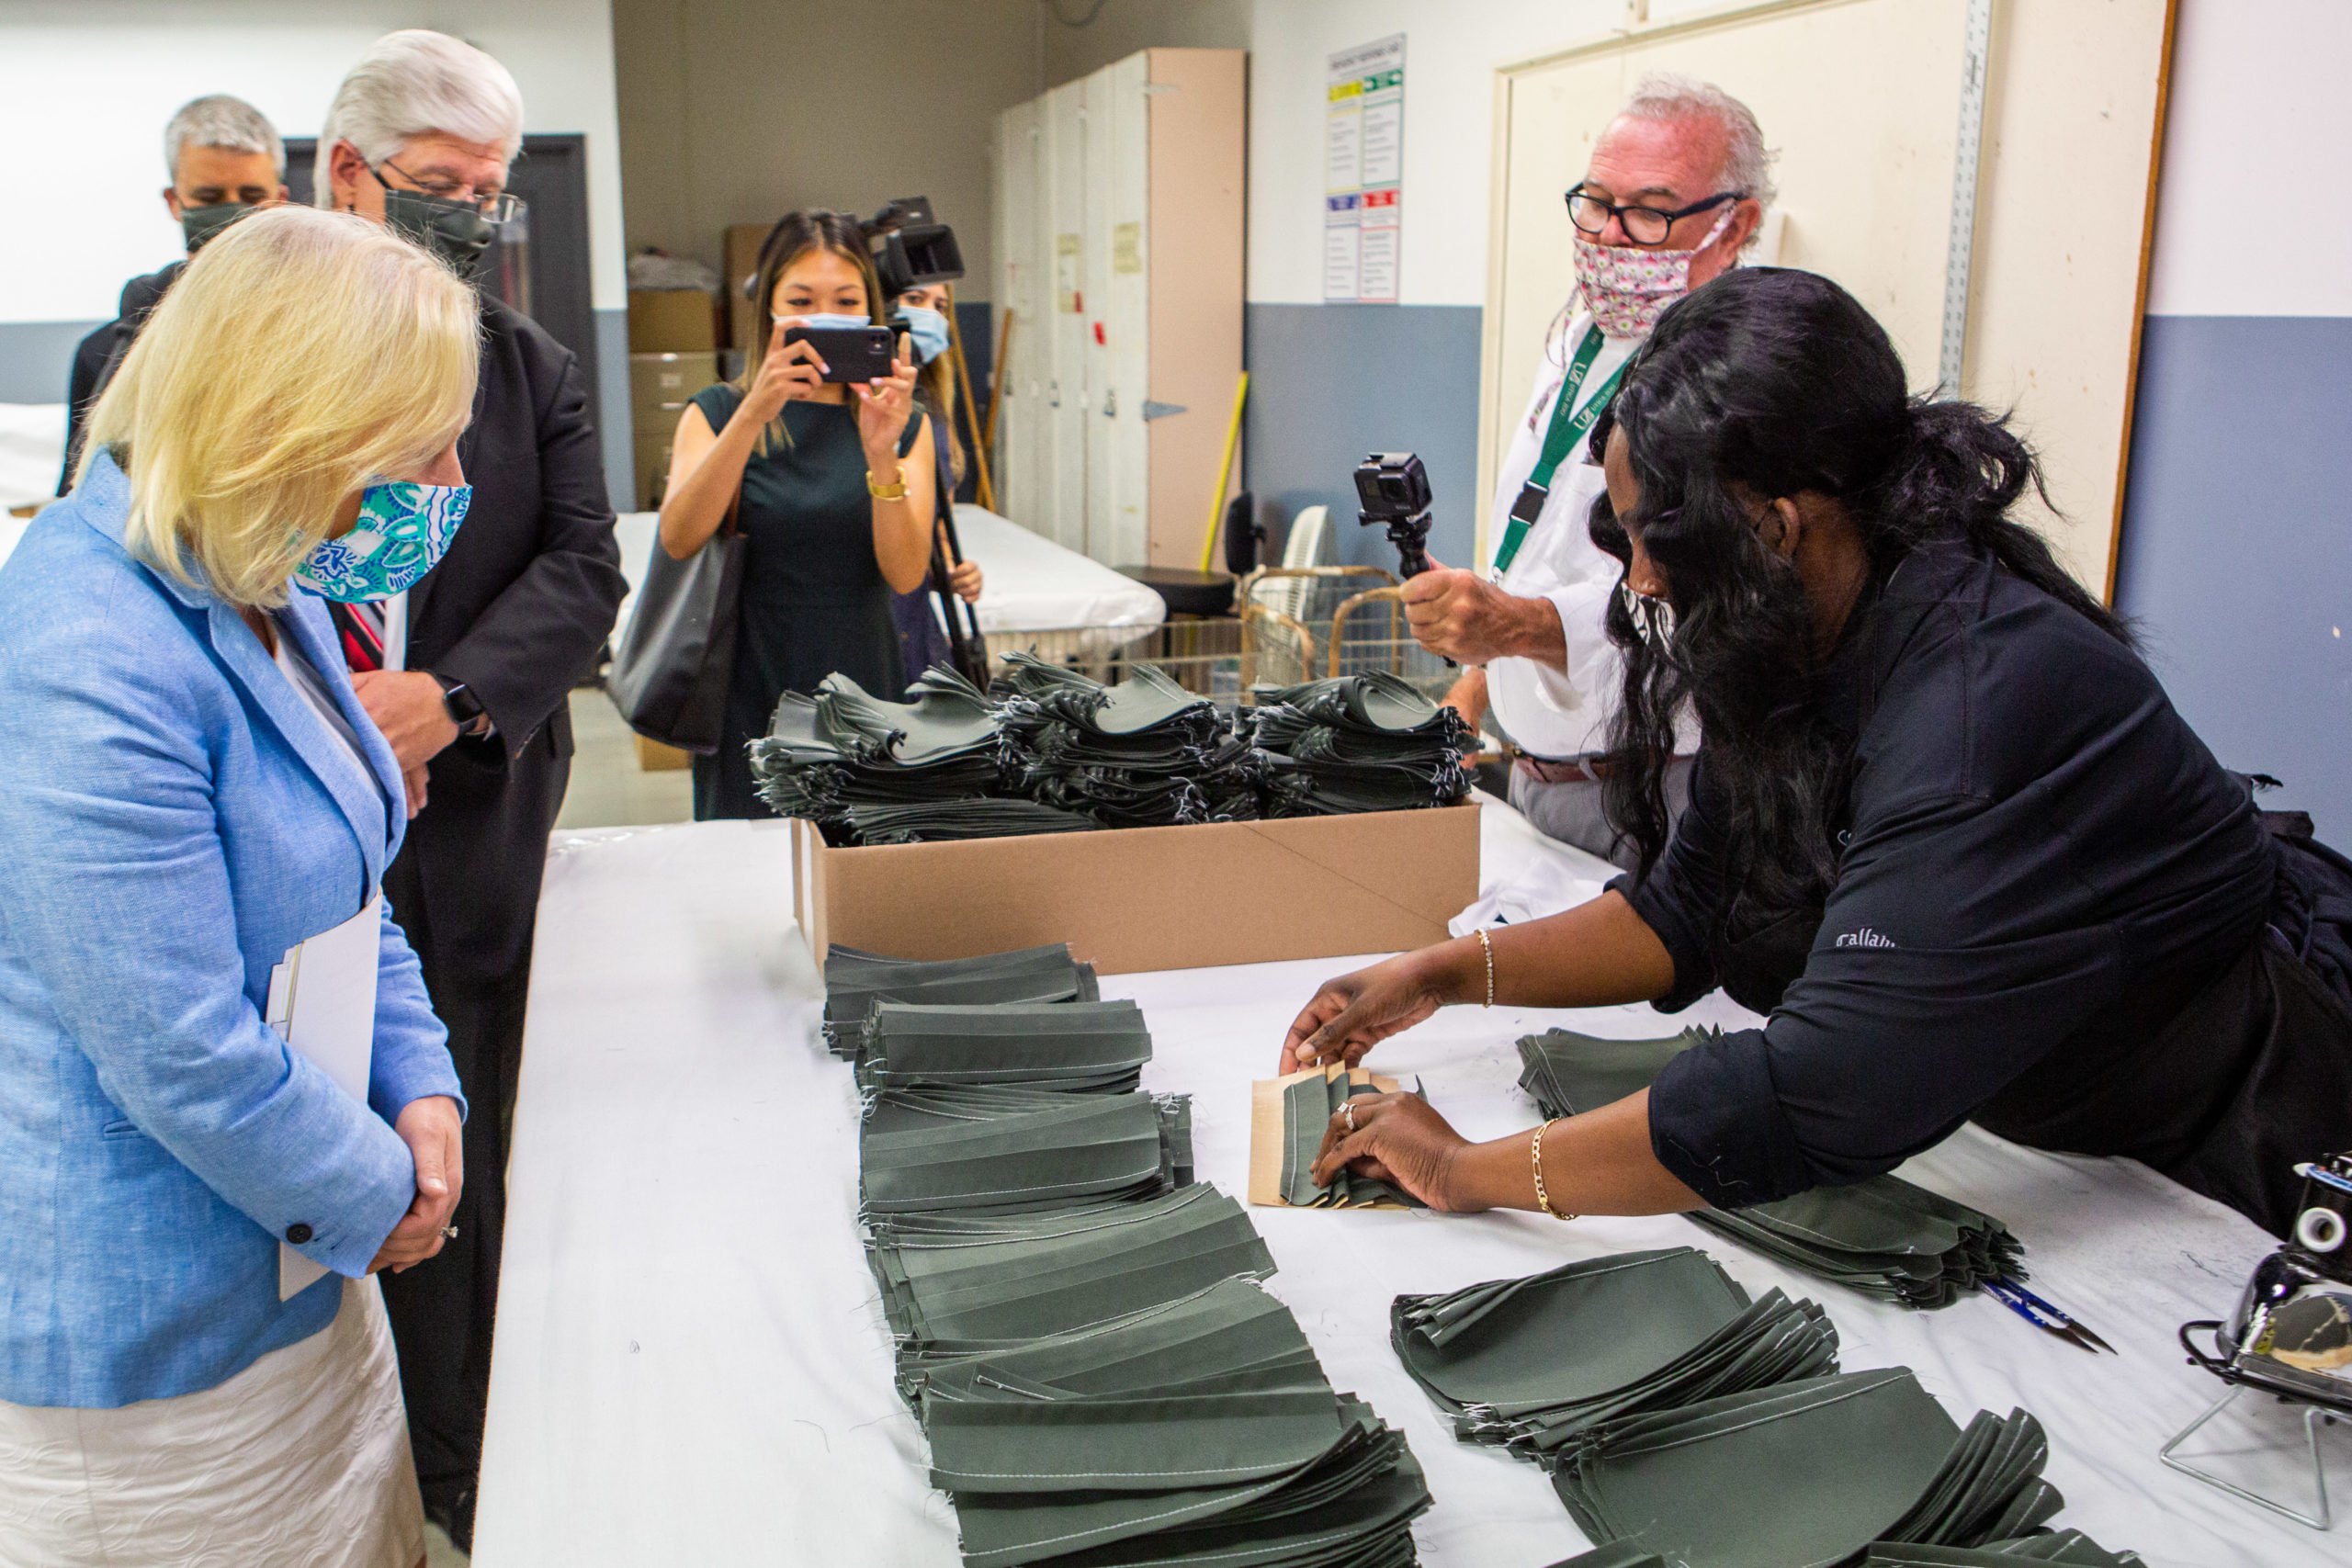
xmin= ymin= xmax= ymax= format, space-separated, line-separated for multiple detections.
xmin=1283 ymin=266 xmax=2352 ymax=1248
xmin=57 ymin=94 xmax=290 ymax=490
xmin=1402 ymin=74 xmax=1770 ymax=872
xmin=316 ymin=28 xmax=626 ymax=1551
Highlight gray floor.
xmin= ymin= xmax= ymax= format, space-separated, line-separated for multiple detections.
xmin=554 ymin=687 xmax=696 ymax=829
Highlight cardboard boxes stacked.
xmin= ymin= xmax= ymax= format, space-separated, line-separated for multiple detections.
xmin=626 ymin=287 xmax=719 ymax=512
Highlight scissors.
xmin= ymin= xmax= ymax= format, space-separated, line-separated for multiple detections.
xmin=1982 ymin=1276 xmax=2117 ymax=1355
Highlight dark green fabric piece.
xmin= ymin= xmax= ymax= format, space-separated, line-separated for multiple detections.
xmin=1519 ymin=1029 xmax=2025 ymax=1308
xmin=821 ymin=944 xmax=1101 ymax=1055
xmin=1248 ymin=673 xmax=1470 ymax=818
xmin=752 ymin=667 xmax=1011 ymax=840
xmin=1552 ymin=1371 xmax=1962 ymax=1566
xmin=993 ymin=654 xmax=1261 ymax=829
xmin=856 ymin=1000 xmax=1153 ymax=1094
xmin=1862 ymin=1529 xmax=2145 ymax=1567
xmin=1390 ymin=1249 xmax=1841 ymax=1455
xmin=861 ymin=1092 xmax=1184 ymax=1215
xmin=1281 ymin=1072 xmax=1422 ymax=1209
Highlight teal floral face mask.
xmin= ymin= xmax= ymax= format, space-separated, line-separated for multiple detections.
xmin=291 ymin=479 xmax=471 ymax=602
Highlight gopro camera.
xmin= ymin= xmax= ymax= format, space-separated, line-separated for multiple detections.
xmin=866 ymin=197 xmax=966 ymax=298
xmin=1353 ymin=452 xmax=1436 ymax=579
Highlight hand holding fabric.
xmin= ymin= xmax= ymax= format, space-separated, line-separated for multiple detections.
xmin=1309 ymin=1091 xmax=1477 ymax=1210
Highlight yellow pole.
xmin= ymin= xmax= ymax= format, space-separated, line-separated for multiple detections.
xmin=1197 ymin=370 xmax=1250 ymax=574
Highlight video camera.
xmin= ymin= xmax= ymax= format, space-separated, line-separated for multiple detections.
xmin=1353 ymin=452 xmax=1436 ymax=580
xmin=865 ymin=197 xmax=966 ymax=299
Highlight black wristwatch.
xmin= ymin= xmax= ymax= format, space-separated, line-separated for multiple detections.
xmin=432 ymin=674 xmax=487 ymax=731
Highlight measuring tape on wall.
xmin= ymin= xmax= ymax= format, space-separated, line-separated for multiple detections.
xmin=1938 ymin=0 xmax=1994 ymax=397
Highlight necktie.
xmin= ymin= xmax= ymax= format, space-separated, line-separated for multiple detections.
xmin=328 ymin=599 xmax=387 ymax=674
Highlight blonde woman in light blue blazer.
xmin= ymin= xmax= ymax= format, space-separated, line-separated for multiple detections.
xmin=0 ymin=207 xmax=477 ymax=1568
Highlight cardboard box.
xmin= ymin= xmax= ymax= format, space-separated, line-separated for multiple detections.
xmin=725 ymin=223 xmax=771 ymax=357
xmin=628 ymin=288 xmax=718 ymax=353
xmin=790 ymin=804 xmax=1478 ymax=976
xmin=636 ymin=735 xmax=693 ymax=772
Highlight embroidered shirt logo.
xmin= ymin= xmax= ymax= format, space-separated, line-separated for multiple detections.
xmin=1835 ymin=928 xmax=1898 ymax=950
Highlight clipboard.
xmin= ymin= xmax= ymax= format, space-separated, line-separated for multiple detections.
xmin=266 ymin=895 xmax=380 ymax=1299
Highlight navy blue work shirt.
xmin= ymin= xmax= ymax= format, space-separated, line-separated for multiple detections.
xmin=1614 ymin=536 xmax=2278 ymax=1210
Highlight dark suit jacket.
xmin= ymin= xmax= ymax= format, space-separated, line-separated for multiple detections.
xmin=60 ymin=263 xmax=184 ymax=493
xmin=390 ymin=298 xmax=626 ymax=990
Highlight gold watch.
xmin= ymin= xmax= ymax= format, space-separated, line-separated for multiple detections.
xmin=866 ymin=466 xmax=908 ymax=501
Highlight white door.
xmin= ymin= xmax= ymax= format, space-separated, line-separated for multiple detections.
xmin=1046 ymin=79 xmax=1090 ymax=558
xmin=1102 ymin=51 xmax=1152 ymax=570
xmin=991 ymin=102 xmax=1041 ymax=530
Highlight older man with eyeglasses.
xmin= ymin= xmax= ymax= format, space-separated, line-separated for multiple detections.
xmin=1403 ymin=74 xmax=1771 ymax=871
xmin=315 ymin=28 xmax=627 ymax=1551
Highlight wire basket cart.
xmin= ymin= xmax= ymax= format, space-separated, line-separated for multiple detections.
xmin=974 ymin=566 xmax=1458 ymax=710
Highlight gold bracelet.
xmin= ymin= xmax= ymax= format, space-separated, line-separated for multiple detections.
xmin=865 ymin=467 xmax=908 ymax=501
xmin=1475 ymin=928 xmax=1495 ymax=1008
xmin=1532 ymin=1118 xmax=1577 ymax=1221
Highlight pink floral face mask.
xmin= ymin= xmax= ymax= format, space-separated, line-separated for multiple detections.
xmin=1572 ymin=203 xmax=1741 ymax=339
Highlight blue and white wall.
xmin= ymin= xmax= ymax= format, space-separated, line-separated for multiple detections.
xmin=2113 ymin=0 xmax=2351 ymax=841
xmin=0 ymin=0 xmax=631 ymax=507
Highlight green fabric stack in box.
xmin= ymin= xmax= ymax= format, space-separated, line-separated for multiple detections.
xmin=993 ymin=653 xmax=1261 ymax=827
xmin=820 ymin=943 xmax=1102 ymax=1058
xmin=1518 ymin=1029 xmax=2025 ymax=1307
xmin=1391 ymin=1247 xmax=1836 ymax=1454
xmin=751 ymin=668 xmax=1023 ymax=844
xmin=1247 ymin=673 xmax=1470 ymax=818
xmin=1549 ymin=1370 xmax=2068 ymax=1566
xmin=840 ymin=942 xmax=1434 ymax=1566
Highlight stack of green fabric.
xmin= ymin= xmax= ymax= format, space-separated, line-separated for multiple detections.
xmin=1551 ymin=1529 xmax=2143 ymax=1568
xmin=820 ymin=943 xmax=1101 ymax=1058
xmin=853 ymin=1001 xmax=1155 ymax=1095
xmin=1518 ymin=1029 xmax=2025 ymax=1308
xmin=751 ymin=669 xmax=1023 ymax=844
xmin=843 ymin=941 xmax=1436 ymax=1566
xmin=1391 ymin=1247 xmax=1837 ymax=1455
xmin=1280 ymin=1070 xmax=1423 ymax=1209
xmin=994 ymin=654 xmax=1261 ymax=827
xmin=862 ymin=1088 xmax=1193 ymax=1216
xmin=1549 ymin=1370 xmax=2067 ymax=1565
xmin=1247 ymin=673 xmax=1471 ymax=818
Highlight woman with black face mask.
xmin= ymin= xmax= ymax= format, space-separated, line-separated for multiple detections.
xmin=1279 ymin=267 xmax=2352 ymax=1239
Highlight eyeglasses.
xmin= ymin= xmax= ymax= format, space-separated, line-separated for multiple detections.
xmin=376 ymin=158 xmax=525 ymax=223
xmin=1566 ymin=186 xmax=1739 ymax=246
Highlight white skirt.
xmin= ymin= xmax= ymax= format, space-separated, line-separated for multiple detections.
xmin=0 ymin=1277 xmax=424 ymax=1568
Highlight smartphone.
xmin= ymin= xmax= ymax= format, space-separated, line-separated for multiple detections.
xmin=781 ymin=323 xmax=896 ymax=384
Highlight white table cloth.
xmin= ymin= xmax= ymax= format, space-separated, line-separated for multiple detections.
xmin=475 ymin=807 xmax=2345 ymax=1567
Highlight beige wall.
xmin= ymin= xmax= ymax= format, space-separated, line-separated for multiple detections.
xmin=1042 ymin=0 xmax=1250 ymax=86
xmin=612 ymin=0 xmax=1255 ymax=295
xmin=613 ymin=0 xmax=1040 ymax=292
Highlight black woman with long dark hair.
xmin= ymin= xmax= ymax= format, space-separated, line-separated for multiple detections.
xmin=1282 ymin=267 xmax=2352 ymax=1239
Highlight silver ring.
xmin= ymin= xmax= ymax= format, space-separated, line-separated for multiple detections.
xmin=1343 ymin=1101 xmax=1357 ymax=1133
xmin=439 ymin=1225 xmax=459 ymax=1241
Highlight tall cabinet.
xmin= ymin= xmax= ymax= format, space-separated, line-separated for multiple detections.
xmin=991 ymin=49 xmax=1245 ymax=570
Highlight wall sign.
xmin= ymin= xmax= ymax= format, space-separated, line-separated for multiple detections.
xmin=1324 ymin=34 xmax=1404 ymax=304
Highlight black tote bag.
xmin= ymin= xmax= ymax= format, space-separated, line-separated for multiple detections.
xmin=607 ymin=492 xmax=744 ymax=753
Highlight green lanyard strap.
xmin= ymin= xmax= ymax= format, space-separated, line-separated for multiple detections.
xmin=1494 ymin=325 xmax=1628 ymax=575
